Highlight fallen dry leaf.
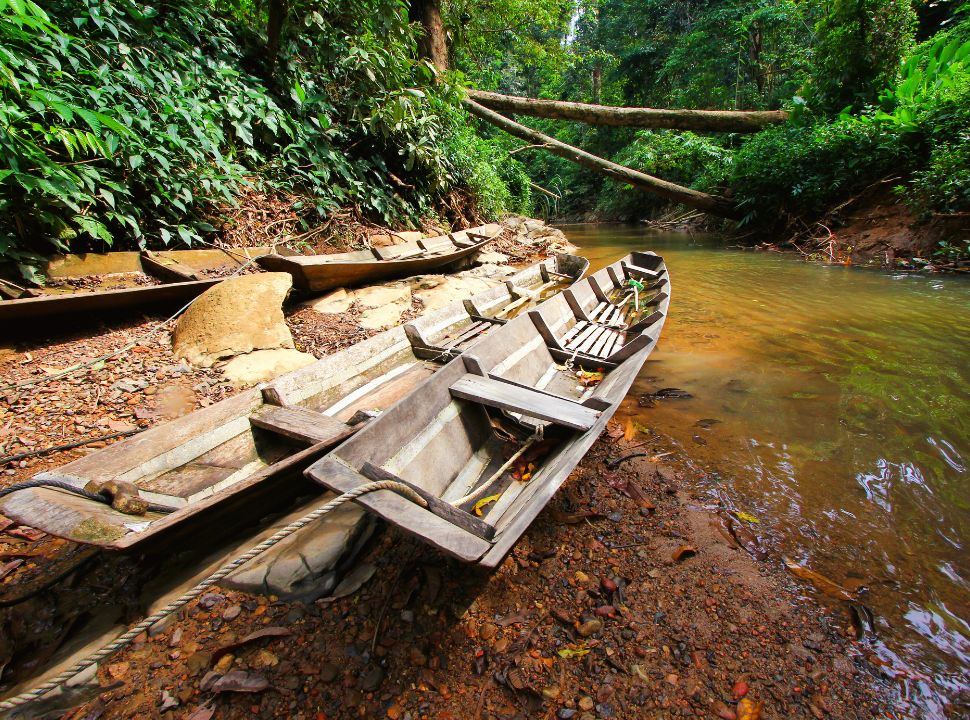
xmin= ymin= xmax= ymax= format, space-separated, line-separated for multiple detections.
xmin=212 ymin=627 xmax=292 ymax=663
xmin=736 ymin=697 xmax=764 ymax=720
xmin=211 ymin=671 xmax=269 ymax=693
xmin=783 ymin=557 xmax=856 ymax=602
xmin=672 ymin=545 xmax=697 ymax=562
xmin=5 ymin=526 xmax=45 ymax=541
xmin=473 ymin=493 xmax=502 ymax=516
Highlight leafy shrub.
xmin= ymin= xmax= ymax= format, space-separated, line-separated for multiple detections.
xmin=728 ymin=120 xmax=915 ymax=225
xmin=596 ymin=130 xmax=731 ymax=220
xmin=0 ymin=0 xmax=522 ymax=279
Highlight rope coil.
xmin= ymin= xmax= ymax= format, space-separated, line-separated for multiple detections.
xmin=0 ymin=479 xmax=426 ymax=713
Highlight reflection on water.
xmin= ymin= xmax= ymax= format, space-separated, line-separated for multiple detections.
xmin=561 ymin=224 xmax=970 ymax=717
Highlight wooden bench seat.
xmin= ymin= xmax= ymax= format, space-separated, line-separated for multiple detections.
xmin=449 ymin=374 xmax=600 ymax=431
xmin=250 ymin=405 xmax=356 ymax=446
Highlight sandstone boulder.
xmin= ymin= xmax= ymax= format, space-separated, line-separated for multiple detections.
xmin=221 ymin=348 xmax=316 ymax=387
xmin=370 ymin=230 xmax=422 ymax=248
xmin=172 ymin=273 xmax=294 ymax=367
xmin=304 ymin=287 xmax=353 ymax=314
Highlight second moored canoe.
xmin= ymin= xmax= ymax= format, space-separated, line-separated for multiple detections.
xmin=256 ymin=224 xmax=503 ymax=292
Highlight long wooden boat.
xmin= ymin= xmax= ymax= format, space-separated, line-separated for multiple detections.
xmin=306 ymin=252 xmax=669 ymax=567
xmin=0 ymin=249 xmax=245 ymax=328
xmin=0 ymin=255 xmax=586 ymax=549
xmin=256 ymin=224 xmax=503 ymax=292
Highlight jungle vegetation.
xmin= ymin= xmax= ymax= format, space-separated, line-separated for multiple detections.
xmin=1 ymin=0 xmax=968 ymax=278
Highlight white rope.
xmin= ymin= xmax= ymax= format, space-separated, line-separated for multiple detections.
xmin=0 ymin=480 xmax=426 ymax=713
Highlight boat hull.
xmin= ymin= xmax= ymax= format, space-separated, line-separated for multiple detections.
xmin=0 ymin=254 xmax=586 ymax=550
xmin=256 ymin=225 xmax=502 ymax=292
xmin=306 ymin=251 xmax=670 ymax=567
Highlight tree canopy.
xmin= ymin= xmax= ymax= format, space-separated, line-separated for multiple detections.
xmin=1 ymin=0 xmax=967 ymax=277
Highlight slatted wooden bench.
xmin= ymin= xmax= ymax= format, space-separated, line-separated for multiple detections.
xmin=449 ymin=374 xmax=600 ymax=431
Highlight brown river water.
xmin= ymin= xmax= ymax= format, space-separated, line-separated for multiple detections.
xmin=560 ymin=223 xmax=970 ymax=718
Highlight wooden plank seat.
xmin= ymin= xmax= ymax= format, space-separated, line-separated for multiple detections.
xmin=449 ymin=232 xmax=476 ymax=248
xmin=250 ymin=405 xmax=356 ymax=447
xmin=309 ymin=456 xmax=493 ymax=562
xmin=405 ymin=313 xmax=504 ymax=361
xmin=621 ymin=260 xmax=663 ymax=281
xmin=449 ymin=374 xmax=600 ymax=431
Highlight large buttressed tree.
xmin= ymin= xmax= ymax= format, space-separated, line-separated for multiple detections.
xmin=410 ymin=0 xmax=449 ymax=72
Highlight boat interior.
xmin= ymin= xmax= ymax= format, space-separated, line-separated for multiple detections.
xmin=308 ymin=252 xmax=670 ymax=566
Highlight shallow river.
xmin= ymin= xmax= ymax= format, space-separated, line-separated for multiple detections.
xmin=560 ymin=224 xmax=970 ymax=717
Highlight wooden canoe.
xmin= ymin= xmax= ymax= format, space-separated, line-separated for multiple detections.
xmin=0 ymin=254 xmax=586 ymax=549
xmin=306 ymin=252 xmax=669 ymax=567
xmin=0 ymin=278 xmax=222 ymax=327
xmin=256 ymin=224 xmax=503 ymax=292
xmin=0 ymin=248 xmax=252 ymax=329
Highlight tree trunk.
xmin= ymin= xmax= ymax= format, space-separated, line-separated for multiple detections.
xmin=467 ymin=89 xmax=787 ymax=133
xmin=266 ymin=0 xmax=288 ymax=74
xmin=409 ymin=0 xmax=448 ymax=73
xmin=463 ymin=99 xmax=739 ymax=218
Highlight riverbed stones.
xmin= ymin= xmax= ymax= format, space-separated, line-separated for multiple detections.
xmin=473 ymin=250 xmax=509 ymax=265
xmin=221 ymin=348 xmax=316 ymax=387
xmin=305 ymin=287 xmax=354 ymax=314
xmin=172 ymin=273 xmax=294 ymax=367
xmin=409 ymin=274 xmax=499 ymax=311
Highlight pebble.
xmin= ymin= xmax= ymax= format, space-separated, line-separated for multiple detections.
xmin=198 ymin=593 xmax=226 ymax=610
xmin=607 ymin=511 xmax=623 ymax=522
xmin=578 ymin=696 xmax=595 ymax=711
xmin=577 ymin=619 xmax=603 ymax=637
xmin=319 ymin=663 xmax=339 ymax=683
xmin=542 ymin=685 xmax=561 ymax=700
xmin=557 ymin=710 xmax=577 ymax=719
xmin=359 ymin=665 xmax=384 ymax=692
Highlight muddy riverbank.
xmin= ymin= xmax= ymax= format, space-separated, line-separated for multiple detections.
xmin=53 ymin=436 xmax=893 ymax=720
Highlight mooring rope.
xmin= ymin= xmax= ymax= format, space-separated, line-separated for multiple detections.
xmin=0 ymin=480 xmax=427 ymax=713
xmin=0 ymin=478 xmax=176 ymax=514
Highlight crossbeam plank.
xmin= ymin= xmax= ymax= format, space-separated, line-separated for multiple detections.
xmin=449 ymin=374 xmax=599 ymax=431
xmin=250 ymin=405 xmax=355 ymax=446
xmin=360 ymin=462 xmax=495 ymax=540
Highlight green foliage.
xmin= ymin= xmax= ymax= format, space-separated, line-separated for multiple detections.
xmin=728 ymin=120 xmax=914 ymax=224
xmin=853 ymin=35 xmax=970 ymax=131
xmin=440 ymin=108 xmax=533 ymax=218
xmin=808 ymin=0 xmax=918 ymax=113
xmin=598 ymin=130 xmax=732 ymax=218
xmin=0 ymin=0 xmax=521 ymax=278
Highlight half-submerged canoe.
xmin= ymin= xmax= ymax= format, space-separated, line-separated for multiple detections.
xmin=256 ymin=224 xmax=503 ymax=292
xmin=0 ymin=254 xmax=587 ymax=549
xmin=306 ymin=251 xmax=669 ymax=567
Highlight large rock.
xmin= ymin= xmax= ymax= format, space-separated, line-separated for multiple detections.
xmin=221 ymin=349 xmax=316 ymax=387
xmin=410 ymin=274 xmax=500 ymax=311
xmin=305 ymin=287 xmax=353 ymax=314
xmin=370 ymin=230 xmax=422 ymax=248
xmin=474 ymin=250 xmax=509 ymax=265
xmin=224 ymin=503 xmax=369 ymax=598
xmin=172 ymin=273 xmax=294 ymax=367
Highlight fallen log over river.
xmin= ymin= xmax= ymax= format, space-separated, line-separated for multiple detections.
xmin=467 ymin=89 xmax=789 ymax=133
